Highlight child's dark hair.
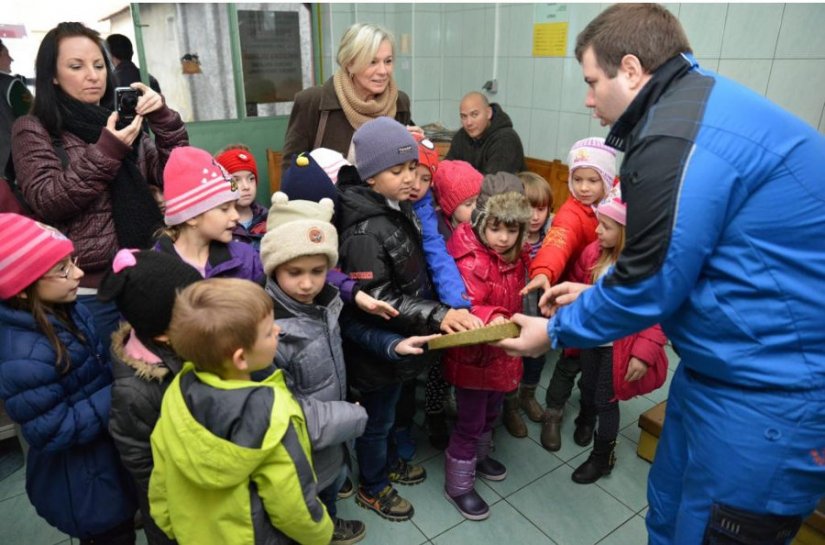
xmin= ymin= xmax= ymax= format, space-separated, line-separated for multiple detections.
xmin=7 ymin=287 xmax=85 ymax=373
xmin=481 ymin=215 xmax=528 ymax=264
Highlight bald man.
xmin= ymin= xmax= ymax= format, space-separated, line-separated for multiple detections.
xmin=446 ymin=92 xmax=525 ymax=174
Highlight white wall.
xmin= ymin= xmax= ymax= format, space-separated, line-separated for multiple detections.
xmin=320 ymin=3 xmax=825 ymax=161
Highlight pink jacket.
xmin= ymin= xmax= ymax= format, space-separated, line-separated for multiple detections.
xmin=572 ymin=241 xmax=669 ymax=401
xmin=443 ymin=223 xmax=529 ymax=392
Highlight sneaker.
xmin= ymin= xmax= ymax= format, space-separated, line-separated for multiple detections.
xmin=355 ymin=485 xmax=414 ymax=522
xmin=337 ymin=476 xmax=355 ymax=499
xmin=388 ymin=459 xmax=427 ymax=485
xmin=395 ymin=427 xmax=417 ymax=461
xmin=331 ymin=517 xmax=366 ymax=545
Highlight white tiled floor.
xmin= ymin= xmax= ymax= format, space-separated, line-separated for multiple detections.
xmin=0 ymin=348 xmax=682 ymax=544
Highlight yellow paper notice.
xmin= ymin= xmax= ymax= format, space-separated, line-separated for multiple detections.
xmin=533 ymin=22 xmax=568 ymax=57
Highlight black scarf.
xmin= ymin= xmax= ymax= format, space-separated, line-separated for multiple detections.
xmin=56 ymin=91 xmax=162 ymax=249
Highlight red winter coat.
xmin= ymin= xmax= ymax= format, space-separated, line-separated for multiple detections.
xmin=572 ymin=241 xmax=669 ymax=400
xmin=443 ymin=223 xmax=528 ymax=392
xmin=529 ymin=196 xmax=598 ymax=284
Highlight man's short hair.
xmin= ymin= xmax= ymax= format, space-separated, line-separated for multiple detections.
xmin=106 ymin=34 xmax=134 ymax=61
xmin=461 ymin=91 xmax=490 ymax=108
xmin=575 ymin=3 xmax=692 ymax=77
xmin=169 ymin=278 xmax=273 ymax=375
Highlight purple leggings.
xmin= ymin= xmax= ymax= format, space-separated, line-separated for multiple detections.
xmin=446 ymin=387 xmax=505 ymax=460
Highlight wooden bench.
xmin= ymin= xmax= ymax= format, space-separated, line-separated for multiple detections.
xmin=637 ymin=401 xmax=824 ymax=544
xmin=268 ymin=147 xmax=571 ymax=214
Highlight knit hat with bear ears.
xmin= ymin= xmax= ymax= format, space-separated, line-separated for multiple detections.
xmin=259 ymin=192 xmax=338 ymax=276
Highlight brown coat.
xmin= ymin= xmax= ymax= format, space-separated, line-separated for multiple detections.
xmin=11 ymin=105 xmax=187 ymax=287
xmin=282 ymin=77 xmax=412 ymax=172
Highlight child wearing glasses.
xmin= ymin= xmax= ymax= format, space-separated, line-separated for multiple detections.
xmin=0 ymin=213 xmax=138 ymax=543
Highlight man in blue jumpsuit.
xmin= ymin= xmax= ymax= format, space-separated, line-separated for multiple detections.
xmin=500 ymin=4 xmax=825 ymax=544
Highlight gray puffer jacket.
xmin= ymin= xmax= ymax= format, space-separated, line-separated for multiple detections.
xmin=266 ymin=279 xmax=367 ymax=491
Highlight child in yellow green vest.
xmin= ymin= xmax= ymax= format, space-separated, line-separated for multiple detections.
xmin=148 ymin=278 xmax=333 ymax=545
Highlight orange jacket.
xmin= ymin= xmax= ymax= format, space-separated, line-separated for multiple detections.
xmin=529 ymin=197 xmax=598 ymax=283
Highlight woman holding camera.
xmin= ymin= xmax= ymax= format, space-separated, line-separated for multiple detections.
xmin=12 ymin=22 xmax=187 ymax=342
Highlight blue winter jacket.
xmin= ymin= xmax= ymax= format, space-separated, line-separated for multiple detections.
xmin=549 ymin=53 xmax=825 ymax=391
xmin=413 ymin=191 xmax=470 ymax=309
xmin=0 ymin=301 xmax=136 ymax=538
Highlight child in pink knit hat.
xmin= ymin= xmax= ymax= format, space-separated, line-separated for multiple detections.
xmin=157 ymin=146 xmax=264 ymax=283
xmin=0 ymin=213 xmax=138 ymax=542
xmin=432 ymin=160 xmax=483 ymax=233
xmin=564 ymin=185 xmax=668 ymax=485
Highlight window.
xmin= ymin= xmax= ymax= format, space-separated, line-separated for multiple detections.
xmin=135 ymin=3 xmax=314 ymax=122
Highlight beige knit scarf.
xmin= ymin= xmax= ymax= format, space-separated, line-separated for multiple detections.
xmin=333 ymin=68 xmax=398 ymax=129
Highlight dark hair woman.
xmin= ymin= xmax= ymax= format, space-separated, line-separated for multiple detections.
xmin=11 ymin=22 xmax=188 ymax=343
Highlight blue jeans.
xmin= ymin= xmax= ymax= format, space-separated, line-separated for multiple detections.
xmin=318 ymin=465 xmax=348 ymax=520
xmin=355 ymin=383 xmax=402 ymax=496
xmin=647 ymin=365 xmax=825 ymax=544
xmin=77 ymin=295 xmax=121 ymax=347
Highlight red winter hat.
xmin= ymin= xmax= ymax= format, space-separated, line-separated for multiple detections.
xmin=163 ymin=146 xmax=239 ymax=226
xmin=215 ymin=147 xmax=259 ymax=180
xmin=0 ymin=213 xmax=74 ymax=299
xmin=413 ymin=133 xmax=439 ymax=177
xmin=432 ymin=160 xmax=483 ymax=219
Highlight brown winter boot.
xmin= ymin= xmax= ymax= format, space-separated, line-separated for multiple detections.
xmin=540 ymin=407 xmax=564 ymax=451
xmin=518 ymin=385 xmax=544 ymax=422
xmin=503 ymin=392 xmax=527 ymax=438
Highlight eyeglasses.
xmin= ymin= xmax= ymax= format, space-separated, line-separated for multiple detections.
xmin=44 ymin=256 xmax=79 ymax=280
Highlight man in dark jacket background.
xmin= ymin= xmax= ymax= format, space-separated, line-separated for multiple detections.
xmin=106 ymin=34 xmax=161 ymax=94
xmin=446 ymin=91 xmax=525 ymax=174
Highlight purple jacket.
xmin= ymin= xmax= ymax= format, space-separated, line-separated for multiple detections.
xmin=232 ymin=201 xmax=269 ymax=251
xmin=154 ymin=236 xmax=264 ymax=284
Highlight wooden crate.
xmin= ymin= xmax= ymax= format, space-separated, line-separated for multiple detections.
xmin=637 ymin=400 xmax=666 ymax=463
xmin=792 ymin=500 xmax=825 ymax=545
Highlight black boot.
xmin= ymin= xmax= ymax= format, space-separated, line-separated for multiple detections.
xmin=572 ymin=435 xmax=616 ymax=484
xmin=573 ymin=412 xmax=596 ymax=447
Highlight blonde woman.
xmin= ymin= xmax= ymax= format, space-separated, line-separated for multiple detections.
xmin=283 ymin=23 xmax=414 ymax=170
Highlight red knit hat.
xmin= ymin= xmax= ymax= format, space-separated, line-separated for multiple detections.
xmin=215 ymin=147 xmax=259 ymax=180
xmin=413 ymin=133 xmax=439 ymax=176
xmin=163 ymin=146 xmax=239 ymax=226
xmin=0 ymin=213 xmax=74 ymax=300
xmin=432 ymin=160 xmax=483 ymax=219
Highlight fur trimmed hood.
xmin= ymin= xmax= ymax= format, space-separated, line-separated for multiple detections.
xmin=110 ymin=323 xmax=176 ymax=382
